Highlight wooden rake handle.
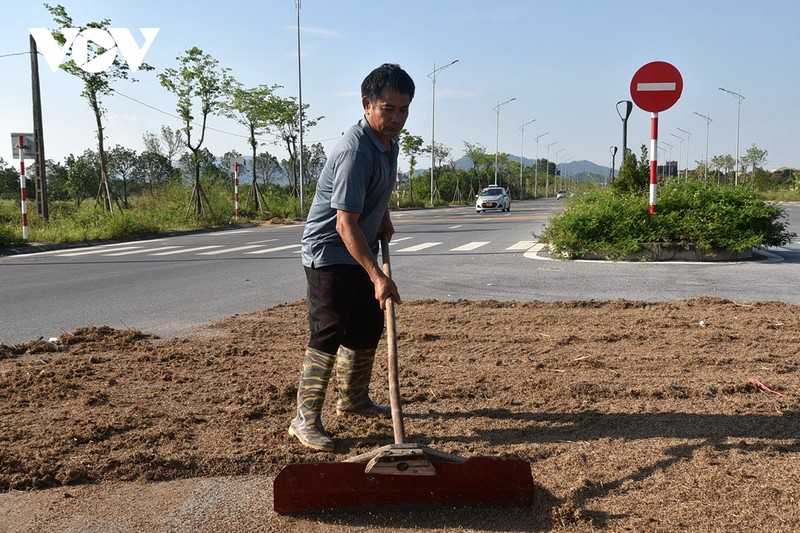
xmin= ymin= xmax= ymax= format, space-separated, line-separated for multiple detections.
xmin=380 ymin=234 xmax=405 ymax=445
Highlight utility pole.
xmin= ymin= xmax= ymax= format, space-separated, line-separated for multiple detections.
xmin=30 ymin=34 xmax=48 ymax=221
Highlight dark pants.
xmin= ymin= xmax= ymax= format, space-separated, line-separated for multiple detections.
xmin=304 ymin=264 xmax=384 ymax=355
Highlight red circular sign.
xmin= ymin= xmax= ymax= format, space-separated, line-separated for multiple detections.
xmin=630 ymin=61 xmax=683 ymax=112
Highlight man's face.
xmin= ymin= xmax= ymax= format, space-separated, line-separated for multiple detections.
xmin=363 ymin=89 xmax=410 ymax=141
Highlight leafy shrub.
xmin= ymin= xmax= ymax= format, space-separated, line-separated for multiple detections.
xmin=541 ymin=180 xmax=795 ymax=259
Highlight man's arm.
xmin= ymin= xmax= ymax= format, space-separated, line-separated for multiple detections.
xmin=336 ymin=209 xmax=401 ymax=309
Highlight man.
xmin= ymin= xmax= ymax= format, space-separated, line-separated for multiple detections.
xmin=289 ymin=63 xmax=415 ymax=452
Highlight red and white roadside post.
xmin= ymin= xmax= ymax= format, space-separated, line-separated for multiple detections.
xmin=11 ymin=133 xmax=35 ymax=240
xmin=649 ymin=113 xmax=658 ymax=217
xmin=630 ymin=61 xmax=683 ymax=219
xmin=233 ymin=163 xmax=240 ymax=220
xmin=230 ymin=156 xmax=245 ymax=220
xmin=18 ymin=135 xmax=28 ymax=239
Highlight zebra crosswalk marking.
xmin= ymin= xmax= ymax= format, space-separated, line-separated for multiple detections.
xmin=450 ymin=241 xmax=489 ymax=251
xmin=198 ymin=245 xmax=265 ymax=255
xmin=150 ymin=245 xmax=222 ymax=256
xmin=396 ymin=242 xmax=442 ymax=252
xmin=506 ymin=240 xmax=536 ymax=250
xmin=105 ymin=246 xmax=181 ymax=256
xmin=244 ymin=244 xmax=302 ymax=254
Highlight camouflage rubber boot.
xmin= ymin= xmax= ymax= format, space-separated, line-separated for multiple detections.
xmin=335 ymin=346 xmax=390 ymax=418
xmin=288 ymin=348 xmax=335 ymax=452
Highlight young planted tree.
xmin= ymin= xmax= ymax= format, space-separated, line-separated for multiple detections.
xmin=142 ymin=125 xmax=185 ymax=163
xmin=223 ymin=83 xmax=281 ymax=211
xmin=159 ymin=47 xmax=232 ymax=215
xmin=268 ymin=96 xmax=321 ymax=199
xmin=400 ymin=129 xmax=424 ymax=203
xmin=463 ymin=141 xmax=487 ymax=195
xmin=741 ymin=144 xmax=768 ymax=189
xmin=43 ymin=3 xmax=153 ymax=213
xmin=107 ymin=145 xmax=138 ymax=207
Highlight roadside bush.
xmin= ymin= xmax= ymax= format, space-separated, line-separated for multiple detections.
xmin=541 ymin=180 xmax=795 ymax=259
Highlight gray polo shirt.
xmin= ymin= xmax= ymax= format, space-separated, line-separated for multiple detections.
xmin=301 ymin=118 xmax=397 ymax=268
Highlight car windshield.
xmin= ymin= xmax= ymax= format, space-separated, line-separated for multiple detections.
xmin=481 ymin=188 xmax=503 ymax=196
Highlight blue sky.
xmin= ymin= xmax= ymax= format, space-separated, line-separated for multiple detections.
xmin=2 ymin=0 xmax=799 ymax=174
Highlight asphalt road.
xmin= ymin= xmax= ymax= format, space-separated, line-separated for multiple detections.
xmin=2 ymin=199 xmax=798 ymax=345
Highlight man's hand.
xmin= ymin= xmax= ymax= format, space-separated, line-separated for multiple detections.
xmin=374 ymin=272 xmax=401 ymax=310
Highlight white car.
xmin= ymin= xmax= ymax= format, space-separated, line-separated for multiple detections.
xmin=476 ymin=186 xmax=511 ymax=213
xmin=556 ymin=190 xmax=567 ymax=199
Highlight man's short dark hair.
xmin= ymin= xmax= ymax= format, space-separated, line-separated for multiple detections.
xmin=361 ymin=63 xmax=415 ymax=103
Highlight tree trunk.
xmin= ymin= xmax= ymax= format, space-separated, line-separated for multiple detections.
xmin=90 ymin=90 xmax=113 ymax=213
xmin=250 ymin=127 xmax=260 ymax=211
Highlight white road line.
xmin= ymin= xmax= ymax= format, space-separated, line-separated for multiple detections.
xmin=105 ymin=246 xmax=181 ymax=256
xmin=450 ymin=241 xmax=489 ymax=252
xmin=449 ymin=225 xmax=463 ymax=229
xmin=199 ymin=229 xmax=253 ymax=235
xmin=246 ymin=238 xmax=278 ymax=245
xmin=388 ymin=236 xmax=413 ymax=245
xmin=506 ymin=240 xmax=536 ymax=250
xmin=244 ymin=244 xmax=302 ymax=254
xmin=396 ymin=242 xmax=442 ymax=252
xmin=58 ymin=246 xmax=142 ymax=257
xmin=198 ymin=245 xmax=265 ymax=255
xmin=151 ymin=245 xmax=222 ymax=256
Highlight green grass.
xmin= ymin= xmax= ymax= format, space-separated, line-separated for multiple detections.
xmin=0 ymin=181 xmax=307 ymax=249
xmin=540 ymin=180 xmax=796 ymax=259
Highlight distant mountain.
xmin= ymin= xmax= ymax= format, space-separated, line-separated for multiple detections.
xmin=450 ymin=156 xmax=610 ymax=182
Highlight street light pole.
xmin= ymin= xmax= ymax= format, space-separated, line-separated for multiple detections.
xmin=518 ymin=118 xmax=535 ymax=199
xmin=677 ymin=127 xmax=692 ymax=180
xmin=428 ymin=59 xmax=459 ymax=207
xmin=294 ymin=0 xmax=305 ymax=214
xmin=670 ymin=133 xmax=684 ymax=179
xmin=554 ymin=148 xmax=565 ymax=191
xmin=493 ymin=97 xmax=516 ymax=186
xmin=534 ymin=132 xmax=548 ymax=198
xmin=545 ymin=141 xmax=558 ymax=197
xmin=719 ymin=88 xmax=745 ymax=186
xmin=693 ymin=112 xmax=712 ymax=181
xmin=662 ymin=141 xmax=673 ymax=177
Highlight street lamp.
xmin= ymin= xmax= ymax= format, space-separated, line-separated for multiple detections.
xmin=670 ymin=133 xmax=684 ymax=179
xmin=693 ymin=112 xmax=712 ymax=180
xmin=554 ymin=148 xmax=566 ymax=191
xmin=534 ymin=132 xmax=548 ymax=197
xmin=662 ymin=141 xmax=673 ymax=177
xmin=294 ymin=0 xmax=305 ymax=213
xmin=493 ymin=97 xmax=516 ymax=186
xmin=545 ymin=141 xmax=558 ymax=197
xmin=677 ymin=127 xmax=692 ymax=180
xmin=518 ymin=118 xmax=535 ymax=199
xmin=616 ymin=100 xmax=633 ymax=158
xmin=428 ymin=59 xmax=459 ymax=207
xmin=609 ymin=146 xmax=618 ymax=183
xmin=719 ymin=88 xmax=745 ymax=186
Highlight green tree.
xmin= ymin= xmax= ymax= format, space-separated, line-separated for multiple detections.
xmin=740 ymin=144 xmax=768 ymax=189
xmin=159 ymin=47 xmax=232 ymax=215
xmin=400 ymin=129 xmax=424 ymax=203
xmin=269 ymin=96 xmax=322 ymax=199
xmin=44 ymin=3 xmax=153 ymax=213
xmin=223 ymin=83 xmax=281 ymax=211
xmin=614 ymin=145 xmax=649 ymax=193
xmin=142 ymin=125 xmax=184 ymax=163
xmin=62 ymin=150 xmax=100 ymax=206
xmin=0 ymin=158 xmax=20 ymax=200
xmin=254 ymin=152 xmax=283 ymax=188
xmin=462 ymin=141 xmax=487 ymax=196
xmin=107 ymin=145 xmax=138 ymax=207
xmin=135 ymin=151 xmax=176 ymax=194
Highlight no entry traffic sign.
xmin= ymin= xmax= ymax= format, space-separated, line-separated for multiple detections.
xmin=630 ymin=61 xmax=683 ymax=113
